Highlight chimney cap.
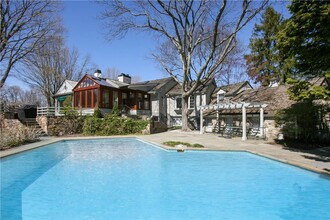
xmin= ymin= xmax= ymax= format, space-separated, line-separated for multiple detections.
xmin=118 ymin=73 xmax=131 ymax=78
xmin=94 ymin=69 xmax=102 ymax=78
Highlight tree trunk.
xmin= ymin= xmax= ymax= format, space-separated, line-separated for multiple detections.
xmin=0 ymin=66 xmax=11 ymax=88
xmin=181 ymin=95 xmax=190 ymax=131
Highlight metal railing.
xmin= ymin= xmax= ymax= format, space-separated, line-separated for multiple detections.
xmin=37 ymin=107 xmax=56 ymax=116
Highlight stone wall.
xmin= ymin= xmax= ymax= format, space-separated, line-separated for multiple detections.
xmin=1 ymin=119 xmax=24 ymax=131
xmin=149 ymin=121 xmax=168 ymax=134
xmin=264 ymin=119 xmax=281 ymax=141
xmin=36 ymin=116 xmax=48 ymax=133
xmin=47 ymin=116 xmax=85 ymax=136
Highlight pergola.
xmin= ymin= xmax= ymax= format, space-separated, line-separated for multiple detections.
xmin=198 ymin=102 xmax=268 ymax=140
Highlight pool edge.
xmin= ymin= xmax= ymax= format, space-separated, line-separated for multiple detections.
xmin=1 ymin=135 xmax=330 ymax=177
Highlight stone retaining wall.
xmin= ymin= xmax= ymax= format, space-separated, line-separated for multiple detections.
xmin=1 ymin=119 xmax=24 ymax=131
xmin=36 ymin=116 xmax=48 ymax=133
xmin=150 ymin=121 xmax=168 ymax=134
xmin=264 ymin=119 xmax=281 ymax=141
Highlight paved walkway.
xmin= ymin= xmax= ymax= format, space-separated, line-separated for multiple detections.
xmin=139 ymin=131 xmax=330 ymax=175
xmin=1 ymin=131 xmax=329 ymax=175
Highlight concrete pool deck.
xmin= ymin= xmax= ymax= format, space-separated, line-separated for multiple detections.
xmin=1 ymin=130 xmax=330 ymax=175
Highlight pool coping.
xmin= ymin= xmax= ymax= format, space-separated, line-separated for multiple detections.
xmin=1 ymin=135 xmax=330 ymax=177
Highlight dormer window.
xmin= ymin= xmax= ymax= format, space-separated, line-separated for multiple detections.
xmin=218 ymin=94 xmax=224 ymax=102
xmin=217 ymin=90 xmax=226 ymax=103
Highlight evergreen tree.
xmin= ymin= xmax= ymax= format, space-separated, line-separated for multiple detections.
xmin=245 ymin=7 xmax=284 ymax=86
xmin=277 ymin=0 xmax=330 ymax=78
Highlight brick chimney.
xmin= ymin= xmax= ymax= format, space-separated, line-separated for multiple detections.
xmin=118 ymin=73 xmax=131 ymax=84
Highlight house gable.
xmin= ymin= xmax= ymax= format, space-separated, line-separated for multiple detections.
xmin=73 ymin=74 xmax=100 ymax=91
xmin=54 ymin=80 xmax=77 ymax=97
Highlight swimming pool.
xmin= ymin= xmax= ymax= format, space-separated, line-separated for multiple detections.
xmin=1 ymin=138 xmax=330 ymax=219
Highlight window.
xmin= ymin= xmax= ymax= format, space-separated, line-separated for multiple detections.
xmin=218 ymin=94 xmax=224 ymax=103
xmin=176 ymin=97 xmax=182 ymax=109
xmin=189 ymin=95 xmax=195 ymax=109
xmin=102 ymin=90 xmax=110 ymax=108
xmin=87 ymin=90 xmax=92 ymax=108
xmin=75 ymin=92 xmax=80 ymax=107
xmin=129 ymin=92 xmax=135 ymax=107
xmin=138 ymin=93 xmax=143 ymax=109
xmin=144 ymin=94 xmax=149 ymax=110
xmin=78 ymin=78 xmax=96 ymax=88
xmin=81 ymin=91 xmax=86 ymax=107
xmin=94 ymin=89 xmax=98 ymax=107
xmin=122 ymin=93 xmax=128 ymax=105
xmin=113 ymin=91 xmax=118 ymax=107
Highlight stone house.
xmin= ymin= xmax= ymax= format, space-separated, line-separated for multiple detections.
xmin=202 ymin=77 xmax=329 ymax=140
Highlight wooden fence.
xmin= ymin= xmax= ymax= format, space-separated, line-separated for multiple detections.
xmin=37 ymin=107 xmax=56 ymax=116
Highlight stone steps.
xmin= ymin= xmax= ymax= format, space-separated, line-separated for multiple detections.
xmin=20 ymin=118 xmax=48 ymax=137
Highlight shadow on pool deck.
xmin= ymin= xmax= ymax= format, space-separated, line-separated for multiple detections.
xmin=283 ymin=147 xmax=330 ymax=163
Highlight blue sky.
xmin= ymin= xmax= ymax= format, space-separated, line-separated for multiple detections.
xmin=61 ymin=1 xmax=162 ymax=80
xmin=7 ymin=0 xmax=289 ymax=89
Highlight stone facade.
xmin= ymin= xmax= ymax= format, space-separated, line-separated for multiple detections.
xmin=46 ymin=116 xmax=85 ymax=136
xmin=1 ymin=119 xmax=24 ymax=131
xmin=149 ymin=121 xmax=167 ymax=134
xmin=264 ymin=119 xmax=281 ymax=141
xmin=36 ymin=116 xmax=48 ymax=133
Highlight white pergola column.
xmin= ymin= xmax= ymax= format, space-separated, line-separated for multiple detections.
xmin=260 ymin=107 xmax=264 ymax=137
xmin=242 ymin=106 xmax=247 ymax=140
xmin=200 ymin=108 xmax=204 ymax=134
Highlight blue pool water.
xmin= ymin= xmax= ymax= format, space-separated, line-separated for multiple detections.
xmin=1 ymin=138 xmax=330 ymax=220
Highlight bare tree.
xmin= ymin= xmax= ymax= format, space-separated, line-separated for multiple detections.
xmin=105 ymin=66 xmax=142 ymax=82
xmin=104 ymin=67 xmax=121 ymax=80
xmin=215 ymin=44 xmax=248 ymax=86
xmin=0 ymin=0 xmax=60 ymax=88
xmin=100 ymin=0 xmax=268 ymax=131
xmin=21 ymin=87 xmax=46 ymax=106
xmin=0 ymin=84 xmax=44 ymax=106
xmin=5 ymin=85 xmax=23 ymax=104
xmin=19 ymin=36 xmax=91 ymax=106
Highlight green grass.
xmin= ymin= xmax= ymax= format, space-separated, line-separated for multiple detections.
xmin=163 ymin=141 xmax=204 ymax=148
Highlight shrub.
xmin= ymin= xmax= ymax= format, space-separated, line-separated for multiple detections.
xmin=0 ymin=126 xmax=39 ymax=150
xmin=83 ymin=113 xmax=149 ymax=136
xmin=61 ymin=106 xmax=79 ymax=116
xmin=123 ymin=118 xmax=149 ymax=134
xmin=162 ymin=141 xmax=204 ymax=148
xmin=101 ymin=114 xmax=124 ymax=135
xmin=192 ymin=143 xmax=204 ymax=148
xmin=83 ymin=116 xmax=104 ymax=135
xmin=48 ymin=115 xmax=85 ymax=136
xmin=93 ymin=105 xmax=102 ymax=118
xmin=275 ymin=101 xmax=330 ymax=144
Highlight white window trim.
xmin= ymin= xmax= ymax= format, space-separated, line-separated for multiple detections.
xmin=175 ymin=96 xmax=182 ymax=109
xmin=189 ymin=95 xmax=195 ymax=109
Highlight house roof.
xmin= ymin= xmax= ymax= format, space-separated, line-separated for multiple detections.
xmin=167 ymin=79 xmax=216 ymax=96
xmin=209 ymin=81 xmax=252 ymax=105
xmin=231 ymin=84 xmax=295 ymax=114
xmin=309 ymin=76 xmax=329 ymax=87
xmin=66 ymin=80 xmax=78 ymax=88
xmin=90 ymin=75 xmax=129 ymax=88
xmin=219 ymin=81 xmax=252 ymax=96
xmin=128 ymin=77 xmax=174 ymax=93
xmin=54 ymin=79 xmax=78 ymax=97
xmin=205 ymin=81 xmax=296 ymax=116
xmin=74 ymin=74 xmax=175 ymax=93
